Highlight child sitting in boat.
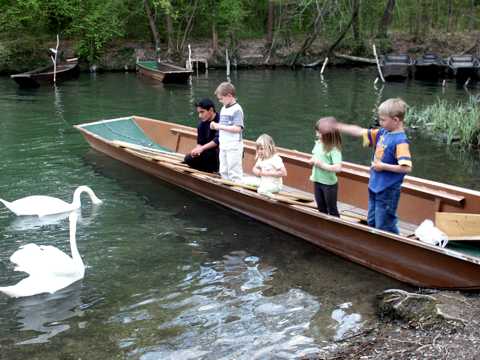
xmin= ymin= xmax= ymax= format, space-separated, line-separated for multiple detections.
xmin=317 ymin=98 xmax=412 ymax=234
xmin=308 ymin=118 xmax=342 ymax=217
xmin=244 ymin=134 xmax=287 ymax=197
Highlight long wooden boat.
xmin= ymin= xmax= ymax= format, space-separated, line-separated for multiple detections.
xmin=414 ymin=53 xmax=447 ymax=80
xmin=75 ymin=116 xmax=480 ymax=290
xmin=447 ymin=54 xmax=480 ymax=81
xmin=380 ymin=54 xmax=414 ymax=81
xmin=136 ymin=60 xmax=192 ymax=84
xmin=10 ymin=58 xmax=79 ymax=88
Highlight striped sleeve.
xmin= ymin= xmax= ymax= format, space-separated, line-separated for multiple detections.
xmin=362 ymin=128 xmax=379 ymax=147
xmin=396 ymin=142 xmax=412 ymax=167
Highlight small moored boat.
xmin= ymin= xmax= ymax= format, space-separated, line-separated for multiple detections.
xmin=447 ymin=54 xmax=480 ymax=81
xmin=380 ymin=54 xmax=414 ymax=81
xmin=10 ymin=58 xmax=79 ymax=88
xmin=75 ymin=116 xmax=480 ymax=289
xmin=136 ymin=60 xmax=193 ymax=84
xmin=414 ymin=53 xmax=447 ymax=80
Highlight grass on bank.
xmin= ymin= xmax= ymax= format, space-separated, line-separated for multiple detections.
xmin=408 ymin=96 xmax=480 ymax=149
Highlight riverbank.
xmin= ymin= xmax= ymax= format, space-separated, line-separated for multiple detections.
xmin=317 ymin=289 xmax=480 ymax=360
xmin=2 ymin=32 xmax=480 ymax=74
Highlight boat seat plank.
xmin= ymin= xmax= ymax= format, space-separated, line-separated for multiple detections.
xmin=344 ymin=169 xmax=465 ymax=207
xmin=171 ymin=127 xmax=197 ymax=137
xmin=402 ymin=183 xmax=465 ymax=206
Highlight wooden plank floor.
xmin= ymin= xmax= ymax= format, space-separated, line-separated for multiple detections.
xmin=280 ymin=184 xmax=418 ymax=237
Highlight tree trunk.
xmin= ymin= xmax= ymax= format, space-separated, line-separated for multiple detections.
xmin=469 ymin=0 xmax=475 ymax=31
xmin=165 ymin=13 xmax=174 ymax=57
xmin=290 ymin=0 xmax=330 ymax=67
xmin=179 ymin=0 xmax=199 ymax=53
xmin=352 ymin=0 xmax=360 ymax=42
xmin=143 ymin=0 xmax=161 ymax=60
xmin=447 ymin=0 xmax=453 ymax=32
xmin=212 ymin=22 xmax=218 ymax=53
xmin=266 ymin=0 xmax=275 ymax=45
xmin=327 ymin=1 xmax=359 ymax=55
xmin=377 ymin=0 xmax=396 ymax=38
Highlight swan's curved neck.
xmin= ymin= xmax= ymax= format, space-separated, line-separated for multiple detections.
xmin=69 ymin=213 xmax=83 ymax=267
xmin=72 ymin=186 xmax=98 ymax=207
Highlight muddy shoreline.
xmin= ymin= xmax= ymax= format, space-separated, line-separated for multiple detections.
xmin=2 ymin=32 xmax=479 ymax=74
xmin=312 ymin=289 xmax=480 ymax=360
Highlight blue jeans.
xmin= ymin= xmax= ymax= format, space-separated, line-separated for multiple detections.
xmin=367 ymin=183 xmax=401 ymax=234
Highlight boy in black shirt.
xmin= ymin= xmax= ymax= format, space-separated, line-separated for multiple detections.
xmin=183 ymin=99 xmax=219 ymax=173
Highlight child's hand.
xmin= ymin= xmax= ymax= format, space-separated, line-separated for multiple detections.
xmin=316 ymin=116 xmax=337 ymax=134
xmin=371 ymin=160 xmax=384 ymax=171
xmin=309 ymin=157 xmax=323 ymax=169
xmin=210 ymin=122 xmax=219 ymax=130
xmin=191 ymin=145 xmax=203 ymax=157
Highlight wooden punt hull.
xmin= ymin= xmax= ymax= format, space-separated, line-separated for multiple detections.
xmin=447 ymin=55 xmax=480 ymax=81
xmin=136 ymin=61 xmax=192 ymax=84
xmin=414 ymin=54 xmax=447 ymax=80
xmin=11 ymin=61 xmax=79 ymax=88
xmin=380 ymin=55 xmax=413 ymax=81
xmin=75 ymin=116 xmax=480 ymax=289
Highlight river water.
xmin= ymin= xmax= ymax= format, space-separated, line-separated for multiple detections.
xmin=0 ymin=68 xmax=479 ymax=359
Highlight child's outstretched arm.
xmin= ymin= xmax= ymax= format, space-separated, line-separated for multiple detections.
xmin=317 ymin=117 xmax=364 ymax=137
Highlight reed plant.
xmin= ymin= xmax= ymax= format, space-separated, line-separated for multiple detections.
xmin=407 ymin=96 xmax=480 ymax=148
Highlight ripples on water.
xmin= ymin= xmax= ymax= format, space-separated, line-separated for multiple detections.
xmin=0 ymin=69 xmax=479 ymax=358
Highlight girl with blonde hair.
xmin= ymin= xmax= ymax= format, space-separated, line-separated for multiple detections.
xmin=246 ymin=134 xmax=287 ymax=197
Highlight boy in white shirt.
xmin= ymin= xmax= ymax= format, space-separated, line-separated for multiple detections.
xmin=210 ymin=82 xmax=245 ymax=182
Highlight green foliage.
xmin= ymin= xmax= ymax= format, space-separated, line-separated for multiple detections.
xmin=0 ymin=37 xmax=49 ymax=72
xmin=1 ymin=0 xmax=480 ymax=67
xmin=408 ymin=97 xmax=480 ymax=148
xmin=68 ymin=1 xmax=126 ymax=63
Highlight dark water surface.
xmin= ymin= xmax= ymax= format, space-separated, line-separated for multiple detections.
xmin=0 ymin=68 xmax=479 ymax=359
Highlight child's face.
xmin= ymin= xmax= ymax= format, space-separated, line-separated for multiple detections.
xmin=379 ymin=114 xmax=400 ymax=131
xmin=256 ymin=145 xmax=265 ymax=158
xmin=196 ymin=107 xmax=215 ymax=122
xmin=315 ymin=129 xmax=322 ymax=139
xmin=216 ymin=93 xmax=235 ymax=106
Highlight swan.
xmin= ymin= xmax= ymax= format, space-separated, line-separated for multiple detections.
xmin=0 ymin=211 xmax=85 ymax=298
xmin=0 ymin=185 xmax=102 ymax=217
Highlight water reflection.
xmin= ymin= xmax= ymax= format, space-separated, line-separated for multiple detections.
xmin=330 ymin=302 xmax=364 ymax=341
xmin=6 ymin=205 xmax=99 ymax=232
xmin=12 ymin=283 xmax=84 ymax=345
xmin=120 ymin=251 xmax=329 ymax=359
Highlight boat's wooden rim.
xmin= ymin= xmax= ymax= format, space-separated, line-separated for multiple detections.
xmin=136 ymin=61 xmax=193 ymax=74
xmin=74 ymin=116 xmax=480 ymax=266
xmin=10 ymin=61 xmax=78 ymax=78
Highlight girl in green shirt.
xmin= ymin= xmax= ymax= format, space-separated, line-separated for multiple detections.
xmin=309 ymin=117 xmax=343 ymax=216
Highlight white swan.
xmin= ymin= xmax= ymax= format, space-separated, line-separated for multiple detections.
xmin=0 ymin=185 xmax=102 ymax=217
xmin=0 ymin=211 xmax=85 ymax=298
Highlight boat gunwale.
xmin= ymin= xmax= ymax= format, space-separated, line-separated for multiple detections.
xmin=136 ymin=61 xmax=193 ymax=74
xmin=10 ymin=61 xmax=78 ymax=78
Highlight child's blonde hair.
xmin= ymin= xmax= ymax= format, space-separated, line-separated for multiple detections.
xmin=215 ymin=82 xmax=236 ymax=97
xmin=255 ymin=134 xmax=276 ymax=160
xmin=378 ymin=98 xmax=407 ymax=121
xmin=315 ymin=117 xmax=342 ymax=152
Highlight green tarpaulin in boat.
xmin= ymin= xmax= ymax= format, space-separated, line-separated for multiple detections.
xmin=82 ymin=116 xmax=172 ymax=152
xmin=137 ymin=61 xmax=157 ymax=70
